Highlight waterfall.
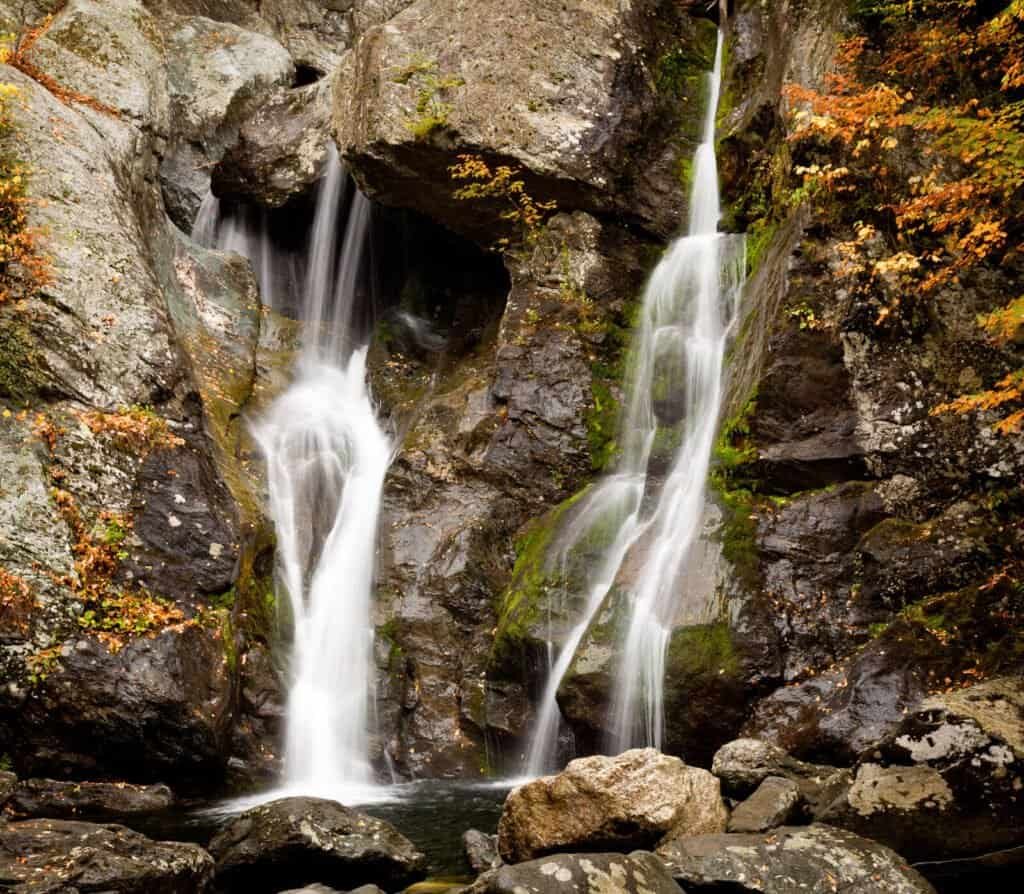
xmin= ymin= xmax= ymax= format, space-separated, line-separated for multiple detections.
xmin=194 ymin=150 xmax=393 ymax=803
xmin=525 ymin=29 xmax=745 ymax=773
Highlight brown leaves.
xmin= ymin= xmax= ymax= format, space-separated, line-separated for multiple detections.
xmin=78 ymin=406 xmax=185 ymax=454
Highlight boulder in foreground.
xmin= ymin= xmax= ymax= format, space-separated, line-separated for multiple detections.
xmin=208 ymin=797 xmax=427 ymax=893
xmin=479 ymin=852 xmax=682 ymax=894
xmin=0 ymin=818 xmax=213 ymax=893
xmin=658 ymin=823 xmax=935 ymax=894
xmin=819 ymin=676 xmax=1024 ymax=862
xmin=498 ymin=748 xmax=728 ymax=863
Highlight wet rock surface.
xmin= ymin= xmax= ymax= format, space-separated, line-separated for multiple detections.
xmin=12 ymin=625 xmax=233 ymax=782
xmin=658 ymin=823 xmax=937 ymax=894
xmin=497 ymin=748 xmax=728 ymax=863
xmin=208 ymin=797 xmax=428 ymax=893
xmin=463 ymin=829 xmax=501 ymax=874
xmin=819 ymin=676 xmax=1024 ymax=862
xmin=3 ymin=778 xmax=173 ymax=820
xmin=477 ymin=851 xmax=683 ymax=894
xmin=0 ymin=818 xmax=214 ymax=893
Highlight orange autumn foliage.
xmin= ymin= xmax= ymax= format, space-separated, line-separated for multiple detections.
xmin=786 ymin=0 xmax=1024 ymax=433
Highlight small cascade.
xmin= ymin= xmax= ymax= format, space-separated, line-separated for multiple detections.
xmin=194 ymin=149 xmax=393 ymax=803
xmin=525 ymin=29 xmax=745 ymax=773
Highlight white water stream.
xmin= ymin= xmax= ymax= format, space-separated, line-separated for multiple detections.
xmin=194 ymin=150 xmax=392 ymax=803
xmin=525 ymin=29 xmax=745 ymax=774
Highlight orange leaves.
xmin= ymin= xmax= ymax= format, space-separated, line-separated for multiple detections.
xmin=0 ymin=567 xmax=35 ymax=635
xmin=0 ymin=85 xmax=50 ymax=305
xmin=932 ymin=370 xmax=1024 ymax=433
xmin=448 ymin=153 xmax=557 ymax=249
xmin=979 ymin=296 xmax=1024 ymax=344
xmin=78 ymin=406 xmax=184 ymax=454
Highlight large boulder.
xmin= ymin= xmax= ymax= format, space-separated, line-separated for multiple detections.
xmin=477 ymin=851 xmax=683 ymax=894
xmin=159 ymin=13 xmax=294 ymax=227
xmin=727 ymin=776 xmax=801 ymax=833
xmin=658 ymin=824 xmax=936 ymax=894
xmin=211 ymin=78 xmax=333 ymax=208
xmin=208 ymin=797 xmax=428 ymax=892
xmin=334 ymin=0 xmax=714 ymax=241
xmin=819 ymin=676 xmax=1024 ymax=862
xmin=4 ymin=778 xmax=173 ymax=820
xmin=711 ymin=738 xmax=851 ymax=815
xmin=497 ymin=748 xmax=728 ymax=863
xmin=0 ymin=818 xmax=213 ymax=892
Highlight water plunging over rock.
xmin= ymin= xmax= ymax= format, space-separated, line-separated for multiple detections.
xmin=524 ymin=29 xmax=745 ymax=773
xmin=196 ymin=150 xmax=392 ymax=801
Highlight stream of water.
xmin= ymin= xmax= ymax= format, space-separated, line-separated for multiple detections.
xmin=525 ymin=29 xmax=746 ymax=774
xmin=194 ymin=150 xmax=392 ymax=805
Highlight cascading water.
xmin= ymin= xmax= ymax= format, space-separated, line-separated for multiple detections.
xmin=194 ymin=150 xmax=392 ymax=802
xmin=525 ymin=28 xmax=745 ymax=773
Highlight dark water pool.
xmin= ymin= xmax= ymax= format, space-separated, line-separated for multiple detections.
xmin=126 ymin=779 xmax=511 ymax=882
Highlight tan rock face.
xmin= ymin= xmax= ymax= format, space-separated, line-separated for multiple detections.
xmin=497 ymin=748 xmax=728 ymax=863
xmin=333 ymin=0 xmax=711 ymax=241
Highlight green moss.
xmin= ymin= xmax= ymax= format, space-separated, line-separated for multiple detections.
xmin=745 ymin=217 xmax=779 ymax=278
xmin=587 ymin=379 xmax=620 ymax=471
xmin=491 ymin=488 xmax=593 ymax=664
xmin=377 ymin=617 xmax=405 ymax=667
xmin=394 ymin=56 xmax=464 ymax=141
xmin=667 ymin=621 xmax=741 ymax=680
xmin=713 ymin=388 xmax=758 ymax=476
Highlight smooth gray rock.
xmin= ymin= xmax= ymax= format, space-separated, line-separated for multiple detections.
xmin=658 ymin=824 xmax=936 ymax=894
xmin=727 ymin=776 xmax=800 ymax=833
xmin=208 ymin=797 xmax=427 ymax=893
xmin=159 ymin=13 xmax=294 ymax=227
xmin=212 ymin=76 xmax=332 ymax=208
xmin=464 ymin=828 xmax=501 ymax=873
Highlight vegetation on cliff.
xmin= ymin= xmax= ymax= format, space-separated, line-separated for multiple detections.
xmin=786 ymin=0 xmax=1024 ymax=432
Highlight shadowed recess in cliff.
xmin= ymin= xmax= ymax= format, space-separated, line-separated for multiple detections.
xmin=525 ymin=28 xmax=746 ymax=775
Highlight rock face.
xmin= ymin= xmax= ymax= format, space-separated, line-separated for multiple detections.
xmin=208 ymin=797 xmax=428 ymax=892
xmin=371 ymin=212 xmax=654 ymax=777
xmin=479 ymin=852 xmax=683 ymax=894
xmin=0 ymin=0 xmax=281 ymax=785
xmin=211 ymin=79 xmax=332 ymax=208
xmin=819 ymin=677 xmax=1024 ymax=862
xmin=13 ymin=625 xmax=233 ymax=781
xmin=0 ymin=818 xmax=214 ymax=893
xmin=3 ymin=778 xmax=173 ymax=820
xmin=658 ymin=824 xmax=937 ymax=894
xmin=334 ymin=0 xmax=712 ymax=240
xmin=497 ymin=748 xmax=728 ymax=863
